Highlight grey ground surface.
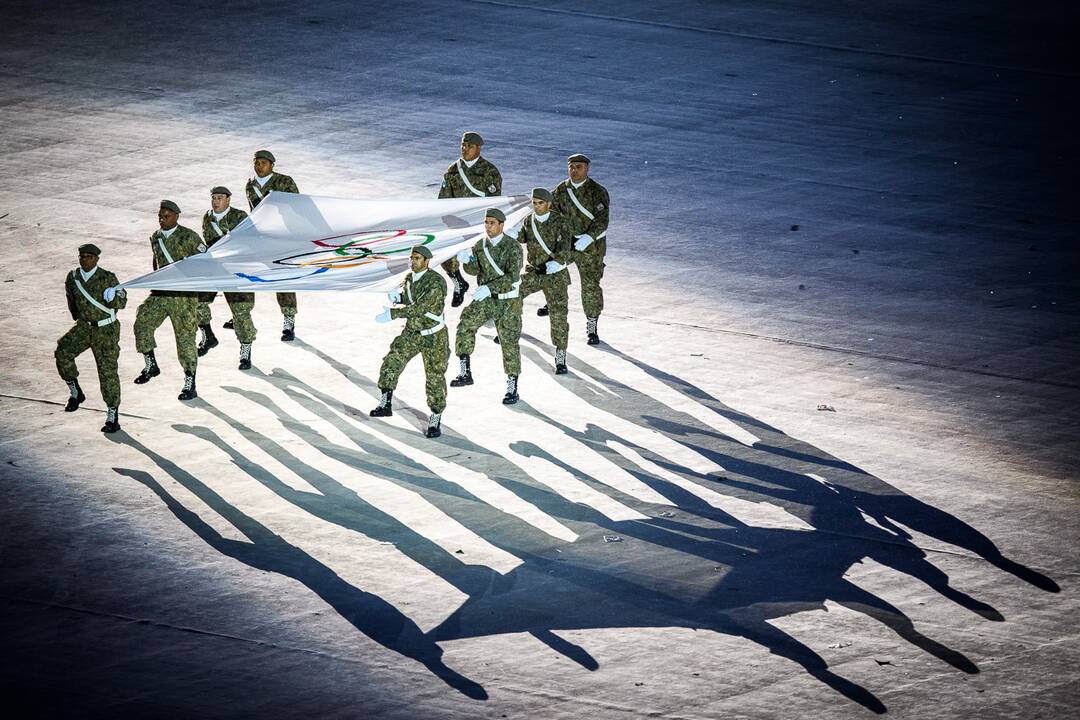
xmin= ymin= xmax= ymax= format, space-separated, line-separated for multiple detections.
xmin=1 ymin=1 xmax=1077 ymax=718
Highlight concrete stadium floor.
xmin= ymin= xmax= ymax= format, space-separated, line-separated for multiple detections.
xmin=1 ymin=1 xmax=1077 ymax=717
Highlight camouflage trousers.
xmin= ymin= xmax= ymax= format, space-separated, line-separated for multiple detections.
xmin=377 ymin=328 xmax=449 ymax=412
xmin=134 ymin=294 xmax=199 ymax=374
xmin=455 ymin=296 xmax=523 ymax=376
xmin=55 ymin=320 xmax=121 ymax=407
xmin=572 ymin=240 xmax=606 ymax=318
xmin=277 ymin=292 xmax=297 ymax=317
xmin=520 ymin=270 xmax=570 ymax=350
xmin=198 ymin=292 xmax=257 ymax=343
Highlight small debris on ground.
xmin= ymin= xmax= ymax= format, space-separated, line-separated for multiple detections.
xmin=657 ymin=511 xmax=675 ymax=518
xmin=874 ymin=658 xmax=894 ymax=666
xmin=798 ymin=284 xmax=806 ymax=290
xmin=790 ymin=224 xmax=800 ymax=231
xmin=817 ymin=404 xmax=836 ymax=412
xmin=454 ymin=549 xmax=464 ymax=554
xmin=691 ymin=352 xmax=703 ymax=357
xmin=828 ymin=641 xmax=852 ymax=649
xmin=603 ymin=535 xmax=623 ymax=543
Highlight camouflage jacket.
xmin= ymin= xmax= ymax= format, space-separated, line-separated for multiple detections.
xmin=462 ymin=234 xmax=522 ymax=297
xmin=552 ymin=177 xmax=610 ymax=254
xmin=201 ymin=206 xmax=249 ymax=246
xmin=246 ymin=172 xmax=299 ymax=210
xmin=516 ymin=210 xmax=574 ymax=273
xmin=438 ymin=157 xmax=502 ymax=198
xmin=390 ymin=269 xmax=447 ymax=335
xmin=65 ymin=267 xmax=126 ymax=324
xmin=149 ymin=225 xmax=203 ymax=297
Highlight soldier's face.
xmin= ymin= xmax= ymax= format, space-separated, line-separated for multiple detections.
xmin=410 ymin=251 xmax=429 ymax=273
xmin=531 ymin=198 xmax=551 ymax=214
xmin=484 ymin=217 xmax=503 ymax=237
xmin=210 ymin=194 xmax=230 ymax=213
xmin=158 ymin=209 xmax=179 ymax=230
xmin=78 ymin=252 xmax=99 ymax=272
xmin=460 ymin=143 xmax=481 ymax=162
xmin=253 ymin=158 xmax=274 ymax=177
xmin=568 ymin=161 xmax=589 ymax=183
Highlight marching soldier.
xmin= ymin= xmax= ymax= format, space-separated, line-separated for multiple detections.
xmin=438 ymin=131 xmax=502 ymax=308
xmin=370 ymin=245 xmax=448 ymax=438
xmin=450 ymin=208 xmax=524 ymax=404
xmin=551 ymin=153 xmax=610 ymax=345
xmin=516 ymin=187 xmax=574 ymax=374
xmin=245 ymin=149 xmax=300 ymax=341
xmin=132 ymin=200 xmax=202 ymax=401
xmin=55 ymin=244 xmax=127 ymax=433
xmin=199 ymin=186 xmax=256 ymax=369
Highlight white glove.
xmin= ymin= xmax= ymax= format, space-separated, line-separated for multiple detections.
xmin=574 ymin=234 xmax=594 ymax=252
xmin=374 ymin=309 xmax=392 ymax=324
xmin=103 ymin=287 xmax=118 ymax=302
xmin=456 ymin=249 xmax=473 ymax=265
xmin=472 ymin=284 xmax=492 ymax=302
xmin=545 ymin=260 xmax=564 ymax=274
xmin=387 ymin=289 xmax=402 ymax=304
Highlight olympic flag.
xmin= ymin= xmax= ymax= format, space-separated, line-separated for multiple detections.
xmin=120 ymin=192 xmax=533 ymax=293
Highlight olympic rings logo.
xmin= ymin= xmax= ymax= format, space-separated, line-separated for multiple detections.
xmin=235 ymin=230 xmax=435 ymax=283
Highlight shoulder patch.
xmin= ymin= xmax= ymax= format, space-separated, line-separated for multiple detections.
xmin=488 ymin=184 xmax=496 ymax=193
xmin=597 ymin=203 xmax=605 ymax=210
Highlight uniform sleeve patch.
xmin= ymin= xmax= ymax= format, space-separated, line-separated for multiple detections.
xmin=597 ymin=203 xmax=605 ymax=210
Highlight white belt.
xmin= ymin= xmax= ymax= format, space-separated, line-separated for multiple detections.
xmin=596 ymin=229 xmax=606 ymax=240
xmin=74 ymin=278 xmax=117 ymax=327
xmin=455 ymin=160 xmax=485 ymax=197
xmin=420 ymin=312 xmax=445 ymax=336
xmin=530 ymin=215 xmax=554 ymax=257
xmin=566 ymin=186 xmax=594 ymax=221
xmin=497 ymin=279 xmax=522 ymax=300
xmin=209 ymin=219 xmax=225 ymax=239
xmin=156 ymin=235 xmax=175 ymax=264
xmin=250 ymin=180 xmax=265 ymax=199
xmin=481 ymin=241 xmax=504 ymax=277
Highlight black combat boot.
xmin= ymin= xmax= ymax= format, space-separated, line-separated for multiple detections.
xmin=64 ymin=379 xmax=85 ymax=411
xmin=554 ymin=348 xmax=568 ymax=375
xmin=450 ymin=355 xmax=473 ymax=387
xmin=281 ymin=315 xmax=295 ymax=342
xmin=223 ymin=318 xmax=234 ymax=330
xmin=425 ymin=410 xmax=442 ymax=438
xmin=134 ymin=351 xmax=160 ymax=384
xmin=450 ymin=271 xmax=470 ymax=308
xmin=586 ymin=316 xmax=600 ymax=345
xmin=101 ymin=406 xmax=120 ymax=434
xmin=537 ymin=305 xmax=549 ymax=317
xmin=197 ymin=324 xmax=219 ymax=356
xmin=178 ymin=372 xmax=197 ymax=401
xmin=369 ymin=388 xmax=393 ymax=417
xmin=502 ymin=374 xmax=519 ymax=405
xmin=238 ymin=342 xmax=252 ymax=370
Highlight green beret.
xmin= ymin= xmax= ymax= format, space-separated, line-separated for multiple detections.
xmin=461 ymin=131 xmax=484 ymax=146
xmin=411 ymin=244 xmax=433 ymax=259
xmin=254 ymin=149 xmax=276 ymax=163
xmin=78 ymin=243 xmax=101 ymax=256
xmin=159 ymin=199 xmax=181 ymax=214
xmin=567 ymin=153 xmax=591 ymax=164
xmin=485 ymin=207 xmax=506 ymax=222
xmin=531 ymin=187 xmax=554 ymax=203
xmin=210 ymin=186 xmax=232 ymax=197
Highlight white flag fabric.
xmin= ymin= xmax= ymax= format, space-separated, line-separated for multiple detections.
xmin=120 ymin=192 xmax=532 ymax=293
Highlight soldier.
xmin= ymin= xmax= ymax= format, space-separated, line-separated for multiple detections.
xmin=370 ymin=245 xmax=448 ymax=438
xmin=55 ymin=244 xmax=127 ymax=433
xmin=438 ymin=131 xmax=502 ymax=308
xmin=450 ymin=208 xmax=524 ymax=404
xmin=245 ymin=149 xmax=300 ymax=341
xmin=199 ymin=186 xmax=257 ymax=369
xmin=551 ymin=153 xmax=610 ymax=345
xmin=132 ymin=200 xmax=202 ymax=401
xmin=515 ymin=187 xmax=574 ymax=374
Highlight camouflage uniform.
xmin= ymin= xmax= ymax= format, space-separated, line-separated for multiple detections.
xmin=552 ymin=177 xmax=610 ymax=318
xmin=456 ymin=233 xmax=523 ymax=375
xmin=246 ymin=172 xmax=299 ymax=317
xmin=133 ymin=225 xmax=202 ymax=374
xmin=378 ymin=270 xmax=450 ymax=412
xmin=438 ymin=157 xmax=502 ymax=275
xmin=199 ymin=206 xmax=256 ymax=343
xmin=56 ymin=266 xmax=127 ymax=407
xmin=517 ymin=209 xmax=574 ymax=350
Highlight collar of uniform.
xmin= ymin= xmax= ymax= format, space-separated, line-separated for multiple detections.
xmin=487 ymin=233 xmax=504 ymax=246
xmin=255 ymin=173 xmax=274 ymax=186
xmin=534 ymin=211 xmax=550 ymax=222
xmin=462 ymin=156 xmax=480 ymax=169
xmin=159 ymin=226 xmax=177 ymax=238
xmin=570 ymin=178 xmax=587 ymax=189
xmin=78 ymin=266 xmax=98 ymax=282
xmin=411 ymin=269 xmax=428 ymax=282
xmin=211 ymin=208 xmax=229 ymax=220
